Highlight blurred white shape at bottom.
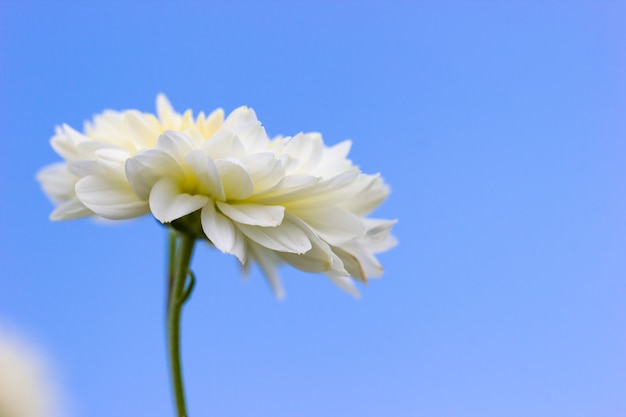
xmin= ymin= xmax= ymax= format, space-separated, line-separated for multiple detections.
xmin=0 ymin=323 xmax=63 ymax=417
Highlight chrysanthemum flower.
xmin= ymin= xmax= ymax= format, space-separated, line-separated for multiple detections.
xmin=38 ymin=95 xmax=397 ymax=416
xmin=37 ymin=95 xmax=396 ymax=297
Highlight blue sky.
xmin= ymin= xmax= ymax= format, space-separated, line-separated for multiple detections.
xmin=1 ymin=1 xmax=625 ymax=416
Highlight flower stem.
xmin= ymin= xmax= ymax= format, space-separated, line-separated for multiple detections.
xmin=167 ymin=231 xmax=196 ymax=417
xmin=167 ymin=230 xmax=177 ymax=307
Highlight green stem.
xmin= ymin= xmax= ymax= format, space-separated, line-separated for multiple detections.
xmin=167 ymin=229 xmax=178 ymax=307
xmin=167 ymin=232 xmax=196 ymax=417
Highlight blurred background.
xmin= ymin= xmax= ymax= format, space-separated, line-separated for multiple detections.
xmin=1 ymin=1 xmax=625 ymax=416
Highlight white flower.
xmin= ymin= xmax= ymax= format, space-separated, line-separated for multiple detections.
xmin=38 ymin=95 xmax=396 ymax=296
xmin=0 ymin=325 xmax=62 ymax=417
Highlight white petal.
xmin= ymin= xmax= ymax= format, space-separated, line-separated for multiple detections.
xmin=223 ymin=106 xmax=256 ymax=131
xmin=75 ymin=139 xmax=117 ymax=158
xmin=364 ymin=218 xmax=398 ymax=251
xmin=216 ymin=202 xmax=284 ymax=227
xmin=223 ymin=107 xmax=269 ymax=153
xmin=126 ymin=149 xmax=184 ymax=200
xmin=202 ymin=130 xmax=245 ymax=159
xmin=241 ymin=152 xmax=285 ymax=192
xmin=201 ymin=202 xmax=238 ymax=257
xmin=278 ymin=248 xmax=331 ymax=273
xmin=68 ymin=160 xmax=100 ymax=177
xmin=276 ymin=214 xmax=334 ymax=272
xmin=247 ymin=243 xmax=285 ymax=299
xmin=340 ymin=174 xmax=390 ymax=215
xmin=92 ymin=148 xmax=130 ymax=173
xmin=237 ymin=214 xmax=312 ymax=254
xmin=196 ymin=108 xmax=224 ymax=138
xmin=50 ymin=198 xmax=94 ymax=221
xmin=238 ymin=125 xmax=269 ymax=153
xmin=256 ymin=170 xmax=359 ymax=207
xmin=155 ymin=130 xmax=198 ymax=163
xmin=336 ymin=240 xmax=385 ymax=279
xmin=185 ymin=150 xmax=225 ymax=200
xmin=50 ymin=124 xmax=87 ymax=160
xmin=325 ymin=273 xmax=360 ymax=298
xmin=294 ymin=206 xmax=366 ymax=245
xmin=230 ymin=226 xmax=248 ymax=263
xmin=215 ymin=158 xmax=254 ymax=200
xmin=37 ymin=163 xmax=78 ymax=201
xmin=124 ymin=110 xmax=161 ymax=150
xmin=315 ymin=140 xmax=354 ymax=178
xmin=331 ymin=246 xmax=367 ymax=283
xmin=252 ymin=174 xmax=320 ymax=201
xmin=85 ymin=110 xmax=124 ymax=141
xmin=156 ymin=93 xmax=180 ymax=129
xmin=149 ymin=178 xmax=209 ymax=223
xmin=290 ymin=170 xmax=362 ymax=207
xmin=325 ymin=139 xmax=351 ymax=162
xmin=284 ymin=132 xmax=323 ymax=173
xmin=181 ymin=109 xmax=194 ymax=130
xmin=76 ymin=175 xmax=149 ymax=219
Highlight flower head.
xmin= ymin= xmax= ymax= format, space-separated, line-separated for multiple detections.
xmin=38 ymin=95 xmax=396 ymax=296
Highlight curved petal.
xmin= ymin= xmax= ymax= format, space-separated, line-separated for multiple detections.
xmin=202 ymin=130 xmax=245 ymax=160
xmin=276 ymin=214 xmax=334 ymax=273
xmin=325 ymin=273 xmax=360 ymax=298
xmin=251 ymin=174 xmax=320 ymax=202
xmin=196 ymin=108 xmax=224 ymax=138
xmin=92 ymin=148 xmax=131 ymax=173
xmin=254 ymin=171 xmax=360 ymax=207
xmin=215 ymin=158 xmax=254 ymax=200
xmin=339 ymin=174 xmax=390 ymax=215
xmin=149 ymin=178 xmax=209 ymax=223
xmin=50 ymin=198 xmax=94 ymax=221
xmin=363 ymin=218 xmax=398 ymax=251
xmin=237 ymin=214 xmax=312 ymax=254
xmin=76 ymin=175 xmax=148 ymax=219
xmin=50 ymin=124 xmax=87 ymax=161
xmin=273 ymin=169 xmax=361 ymax=208
xmin=37 ymin=163 xmax=78 ymax=201
xmin=241 ymin=152 xmax=285 ymax=192
xmin=156 ymin=93 xmax=181 ymax=130
xmin=330 ymin=246 xmax=367 ymax=283
xmin=68 ymin=160 xmax=101 ymax=177
xmin=294 ymin=206 xmax=366 ymax=245
xmin=216 ymin=202 xmax=284 ymax=227
xmin=283 ymin=132 xmax=323 ymax=174
xmin=185 ymin=150 xmax=225 ymax=200
xmin=126 ymin=149 xmax=184 ymax=200
xmin=230 ymin=226 xmax=247 ymax=263
xmin=156 ymin=130 xmax=198 ymax=163
xmin=201 ymin=202 xmax=238 ymax=258
xmin=124 ymin=110 xmax=161 ymax=150
xmin=313 ymin=139 xmax=353 ymax=178
xmin=336 ymin=235 xmax=391 ymax=280
xmin=247 ymin=243 xmax=285 ymax=299
xmin=238 ymin=125 xmax=269 ymax=154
